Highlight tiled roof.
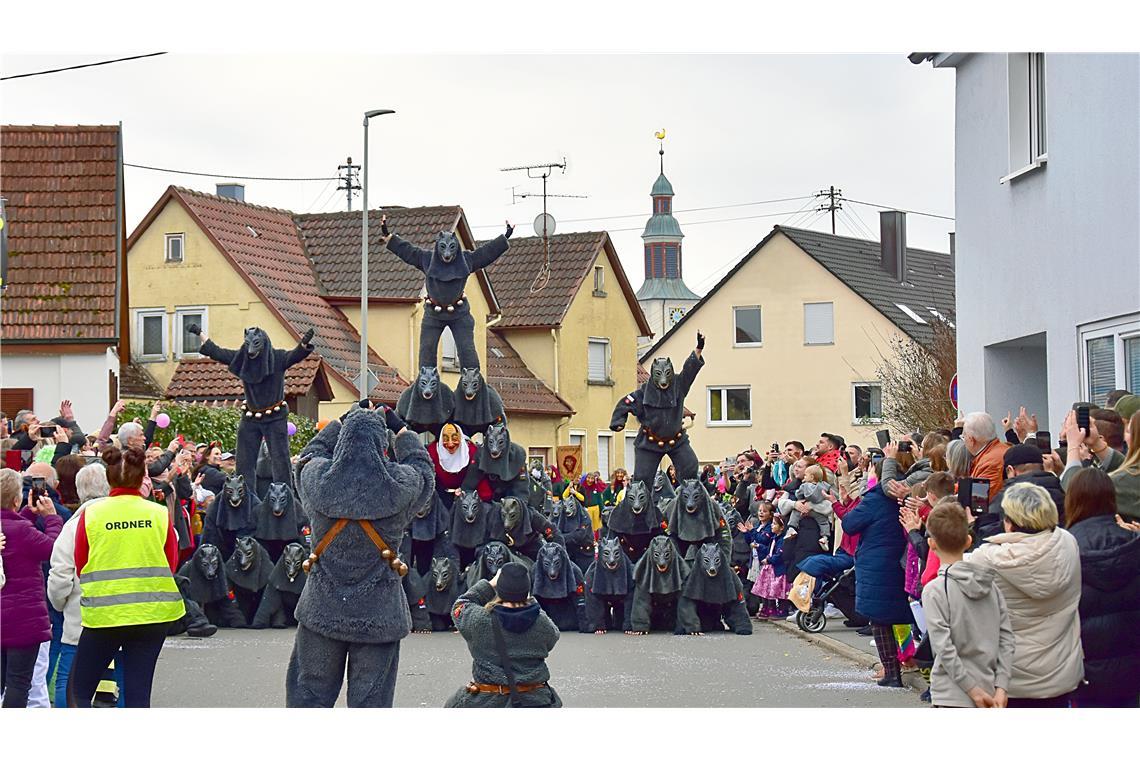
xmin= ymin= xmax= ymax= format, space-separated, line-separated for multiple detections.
xmin=0 ymin=125 xmax=120 ymax=343
xmin=294 ymin=207 xmax=462 ymax=300
xmin=136 ymin=187 xmax=407 ymax=400
xmin=119 ymin=361 xmax=164 ymax=400
xmin=643 ymin=225 xmax=956 ymax=357
xmin=165 ymin=356 xmax=333 ymax=402
xmin=484 ymin=232 xmax=652 ymax=335
xmin=486 ymin=331 xmax=573 ymax=417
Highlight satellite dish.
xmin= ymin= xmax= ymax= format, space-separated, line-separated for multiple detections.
xmin=534 ymin=213 xmax=556 ymax=238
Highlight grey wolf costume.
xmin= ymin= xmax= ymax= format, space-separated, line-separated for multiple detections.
xmin=583 ymin=536 xmax=636 ymax=633
xmin=675 ymin=543 xmax=753 ymax=635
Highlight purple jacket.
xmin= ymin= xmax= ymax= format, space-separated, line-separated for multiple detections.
xmin=1 ymin=508 xmax=63 ymax=648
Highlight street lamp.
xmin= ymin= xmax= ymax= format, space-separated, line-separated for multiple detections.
xmin=360 ymin=108 xmax=396 ymax=400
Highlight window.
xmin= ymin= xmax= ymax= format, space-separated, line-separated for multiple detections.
xmin=1004 ymin=53 xmax=1047 ymax=181
xmin=593 ymin=266 xmax=606 ymax=296
xmin=804 ymin=302 xmax=834 ymax=345
xmin=1079 ymin=314 xmax=1140 ymax=404
xmin=174 ymin=308 xmax=207 ymax=357
xmin=596 ymin=433 xmax=613 ymax=480
xmin=655 ymin=197 xmax=671 ymax=214
xmin=624 ymin=433 xmax=637 ymax=471
xmin=733 ymin=306 xmax=762 ymax=346
xmin=588 ymin=338 xmax=611 ymax=383
xmin=853 ymin=382 xmax=883 ymax=423
xmin=134 ymin=309 xmax=168 ymax=361
xmin=664 ymin=245 xmax=679 ymax=278
xmin=440 ymin=327 xmax=459 ymax=370
xmin=707 ymin=386 xmax=751 ymax=426
xmin=165 ymin=233 xmax=184 ymax=263
xmin=527 ymin=447 xmax=550 ymax=468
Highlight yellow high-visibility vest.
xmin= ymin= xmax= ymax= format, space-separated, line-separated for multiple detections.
xmin=79 ymin=494 xmax=185 ymax=628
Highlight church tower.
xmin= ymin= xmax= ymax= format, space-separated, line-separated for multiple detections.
xmin=635 ymin=133 xmax=700 ymax=355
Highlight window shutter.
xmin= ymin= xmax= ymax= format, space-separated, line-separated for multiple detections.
xmin=804 ymin=303 xmax=834 ymax=345
xmin=597 ymin=435 xmax=611 ymax=480
xmin=588 ymin=341 xmax=607 ymax=381
xmin=1087 ymin=336 xmax=1115 ymax=406
xmin=0 ymin=388 xmax=35 ymax=419
xmin=441 ymin=327 xmax=458 ymax=366
xmin=624 ymin=435 xmax=636 ymax=471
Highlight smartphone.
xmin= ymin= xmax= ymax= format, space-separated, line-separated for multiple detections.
xmin=875 ymin=429 xmax=891 ymax=449
xmin=31 ymin=475 xmax=47 ymax=501
xmin=957 ymin=477 xmax=990 ymax=516
xmin=771 ymin=442 xmax=780 ymax=453
xmin=898 ymin=440 xmax=913 ymax=453
xmin=1076 ymin=405 xmax=1091 ymax=434
xmin=39 ymin=425 xmax=57 ymax=439
xmin=1035 ymin=431 xmax=1052 ymax=454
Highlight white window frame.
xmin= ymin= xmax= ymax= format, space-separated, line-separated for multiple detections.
xmin=1001 ymin=53 xmax=1048 ymax=184
xmin=134 ymin=308 xmax=168 ymax=362
xmin=852 ymin=381 xmax=884 ymax=425
xmin=804 ymin=301 xmax=835 ymax=346
xmin=164 ymin=232 xmax=185 ymax=263
xmin=593 ymin=265 xmax=606 ymax=296
xmin=707 ymin=385 xmax=752 ymax=427
xmin=527 ymin=447 xmax=551 ymax=469
xmin=624 ymin=433 xmax=638 ymax=470
xmin=732 ymin=305 xmax=763 ymax=347
xmin=596 ymin=432 xmax=613 ymax=481
xmin=1078 ymin=314 xmax=1140 ymax=402
xmin=440 ymin=326 xmax=459 ymax=370
xmin=568 ymin=430 xmax=587 ymax=472
xmin=587 ymin=337 xmax=612 ymax=383
xmin=174 ymin=307 xmax=208 ymax=358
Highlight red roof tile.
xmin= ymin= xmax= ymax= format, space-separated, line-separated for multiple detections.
xmin=486 ymin=331 xmax=573 ymax=416
xmin=137 ymin=187 xmax=407 ymax=401
xmin=119 ymin=361 xmax=164 ymax=400
xmin=0 ymin=125 xmax=121 ymax=343
xmin=165 ymin=356 xmax=333 ymax=402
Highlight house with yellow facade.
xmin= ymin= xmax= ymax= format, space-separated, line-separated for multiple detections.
xmin=640 ymin=214 xmax=955 ymax=462
xmin=124 ymin=184 xmax=649 ymax=477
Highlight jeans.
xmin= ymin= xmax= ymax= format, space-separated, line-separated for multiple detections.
xmin=52 ymin=644 xmax=77 ymax=708
xmin=796 ymin=550 xmax=855 ymax=580
xmin=68 ymin=623 xmax=169 ymax=708
xmin=1 ymin=645 xmax=40 ymax=708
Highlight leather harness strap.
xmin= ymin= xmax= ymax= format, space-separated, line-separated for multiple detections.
xmin=303 ymin=518 xmax=408 ymax=577
xmin=465 ymin=681 xmax=548 ymax=695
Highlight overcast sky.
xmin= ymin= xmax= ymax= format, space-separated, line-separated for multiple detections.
xmin=1 ymin=53 xmax=955 ymax=294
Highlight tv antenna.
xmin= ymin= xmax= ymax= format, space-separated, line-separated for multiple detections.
xmin=499 ymin=159 xmax=586 ymax=293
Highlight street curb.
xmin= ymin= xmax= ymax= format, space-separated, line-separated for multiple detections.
xmin=766 ymin=620 xmax=927 ymax=697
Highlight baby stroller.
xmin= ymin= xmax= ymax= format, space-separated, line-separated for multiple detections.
xmin=795 ymin=566 xmax=856 ymax=634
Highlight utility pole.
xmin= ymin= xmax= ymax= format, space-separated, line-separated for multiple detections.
xmin=338 ymin=157 xmax=361 ymax=211
xmin=816 ymin=185 xmax=843 ymax=234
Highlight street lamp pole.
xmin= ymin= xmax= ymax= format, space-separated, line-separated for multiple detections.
xmin=361 ymin=109 xmax=395 ymax=400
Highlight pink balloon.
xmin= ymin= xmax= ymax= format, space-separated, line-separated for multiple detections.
xmin=287 ymin=422 xmax=297 ymax=436
xmin=155 ymin=413 xmax=171 ymax=429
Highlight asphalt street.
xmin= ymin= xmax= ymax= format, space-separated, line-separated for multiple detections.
xmin=151 ymin=620 xmax=922 ymax=708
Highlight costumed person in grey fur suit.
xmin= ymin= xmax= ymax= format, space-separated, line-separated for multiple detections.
xmin=662 ymin=478 xmax=726 ymax=558
xmin=192 ymin=324 xmax=314 ymax=490
xmin=445 ymin=563 xmax=562 ymax=707
xmin=531 ymin=542 xmax=590 ymax=633
xmin=285 ymin=406 xmax=435 ymax=708
xmin=675 ymin=543 xmax=753 ymax=636
xmin=584 ymin=536 xmax=635 ymax=633
xmin=463 ymin=421 xmax=529 ymax=501
xmin=610 ymin=331 xmax=705 ymax=487
xmin=652 ymin=469 xmax=676 ymax=512
xmin=628 ymin=535 xmax=687 ymax=634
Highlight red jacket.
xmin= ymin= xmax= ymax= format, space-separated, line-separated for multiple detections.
xmin=428 ymin=442 xmax=492 ymax=501
xmin=1 ymin=508 xmax=63 ymax=648
xmin=832 ymin=496 xmax=862 ymax=556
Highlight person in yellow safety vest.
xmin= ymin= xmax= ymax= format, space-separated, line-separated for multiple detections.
xmin=68 ymin=448 xmax=183 ymax=708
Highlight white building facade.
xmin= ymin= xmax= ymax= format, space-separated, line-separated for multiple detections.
xmin=925 ymin=53 xmax=1140 ymax=426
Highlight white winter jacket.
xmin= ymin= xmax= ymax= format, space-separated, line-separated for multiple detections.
xmin=965 ymin=527 xmax=1084 ymax=699
xmin=47 ymin=502 xmax=90 ymax=646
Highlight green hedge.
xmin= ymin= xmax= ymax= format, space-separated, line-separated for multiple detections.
xmin=116 ymin=402 xmax=316 ymax=455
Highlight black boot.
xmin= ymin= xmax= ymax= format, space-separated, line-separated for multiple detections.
xmin=877 ymin=673 xmax=905 ymax=688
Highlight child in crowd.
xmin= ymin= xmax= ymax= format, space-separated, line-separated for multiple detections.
xmin=784 ymin=465 xmax=833 ymax=550
xmin=752 ymin=509 xmax=789 ymax=619
xmin=921 ymin=501 xmax=1014 ymax=708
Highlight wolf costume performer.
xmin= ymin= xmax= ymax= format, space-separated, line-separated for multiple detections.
xmin=445 ymin=572 xmax=562 ymax=708
xmin=453 ymin=367 xmax=505 ymax=432
xmin=404 ymin=490 xmax=453 ymax=575
xmin=406 ymin=556 xmax=464 ymax=633
xmin=450 ymin=490 xmax=491 ymax=570
xmin=194 ymin=324 xmax=314 ymax=488
xmin=652 ymin=469 xmax=676 ymax=511
xmin=464 ymin=421 xmax=529 ymax=501
xmin=285 ymin=407 xmax=435 ymax=708
xmin=662 ymin=479 xmax=725 ymax=557
xmin=201 ymin=472 xmax=256 ymax=558
xmin=465 ymin=540 xmax=533 ymax=589
xmin=557 ymin=498 xmax=596 ymax=574
xmin=397 ymin=366 xmax=455 ymax=434
xmin=384 ymin=216 xmax=512 ymax=371
xmin=252 ymin=543 xmax=308 ymax=629
xmin=606 ymin=480 xmax=664 ymax=565
xmin=531 ymin=542 xmax=589 ymax=633
xmin=484 ymin=496 xmax=564 ymax=562
xmin=610 ymin=332 xmax=705 ymax=486
xmin=255 ymin=481 xmax=305 ymax=559
xmin=175 ymin=543 xmax=246 ymax=628
xmin=225 ymin=535 xmax=274 ymax=625
xmin=676 ymin=543 xmax=753 ymax=635
xmin=584 ymin=536 xmax=635 ymax=633
xmin=630 ymin=535 xmax=688 ymax=634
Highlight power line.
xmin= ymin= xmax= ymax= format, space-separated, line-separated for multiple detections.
xmin=124 ymin=162 xmax=338 ymax=182
xmin=1 ymin=52 xmax=168 ymax=81
xmin=844 ymin=197 xmax=955 ymax=221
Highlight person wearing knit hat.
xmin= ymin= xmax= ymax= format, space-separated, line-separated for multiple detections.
xmin=987 ymin=443 xmax=1066 ymax=534
xmin=1113 ymin=394 xmax=1140 ymax=425
xmin=445 ymin=562 xmax=562 ymax=708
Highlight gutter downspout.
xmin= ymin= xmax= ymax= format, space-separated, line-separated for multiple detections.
xmin=115 ymin=123 xmax=126 ymax=394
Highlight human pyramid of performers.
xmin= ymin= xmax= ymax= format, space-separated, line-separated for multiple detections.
xmin=177 ymin=215 xmax=751 ymax=642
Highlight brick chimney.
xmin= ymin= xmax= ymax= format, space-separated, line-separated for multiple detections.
xmin=879 ymin=210 xmax=906 ymax=283
xmin=216 ymin=183 xmax=245 ymax=202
